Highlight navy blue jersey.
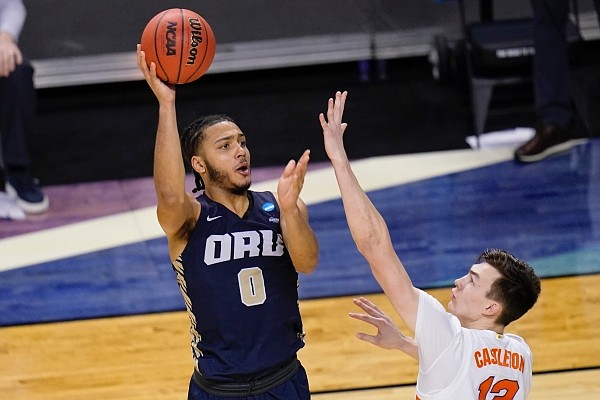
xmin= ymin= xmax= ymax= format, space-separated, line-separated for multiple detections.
xmin=172 ymin=190 xmax=305 ymax=382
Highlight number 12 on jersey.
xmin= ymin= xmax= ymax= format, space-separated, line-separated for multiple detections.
xmin=478 ymin=376 xmax=519 ymax=399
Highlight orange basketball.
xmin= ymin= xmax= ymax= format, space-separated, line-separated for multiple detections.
xmin=141 ymin=8 xmax=216 ymax=84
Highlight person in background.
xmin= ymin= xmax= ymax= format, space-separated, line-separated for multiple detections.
xmin=514 ymin=0 xmax=600 ymax=162
xmin=0 ymin=0 xmax=48 ymax=219
xmin=321 ymin=90 xmax=541 ymax=399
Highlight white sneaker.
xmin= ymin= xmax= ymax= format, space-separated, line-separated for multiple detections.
xmin=6 ymin=173 xmax=50 ymax=214
xmin=0 ymin=191 xmax=26 ymax=220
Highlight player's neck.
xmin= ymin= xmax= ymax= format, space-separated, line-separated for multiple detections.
xmin=460 ymin=317 xmax=505 ymax=334
xmin=205 ymin=187 xmax=250 ymax=217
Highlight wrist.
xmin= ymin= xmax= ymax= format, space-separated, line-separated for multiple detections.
xmin=0 ymin=32 xmax=16 ymax=43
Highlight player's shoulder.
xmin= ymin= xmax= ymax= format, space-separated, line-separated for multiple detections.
xmin=503 ymin=333 xmax=531 ymax=351
xmin=249 ymin=190 xmax=277 ymax=205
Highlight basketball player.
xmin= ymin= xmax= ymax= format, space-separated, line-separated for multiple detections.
xmin=136 ymin=46 xmax=319 ymax=400
xmin=319 ymin=91 xmax=541 ymax=399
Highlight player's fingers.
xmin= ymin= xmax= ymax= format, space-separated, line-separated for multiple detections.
xmin=326 ymin=97 xmax=335 ymax=122
xmin=353 ymin=299 xmax=388 ymax=322
xmin=333 ymin=91 xmax=344 ymax=121
xmin=294 ymin=150 xmax=310 ymax=176
xmin=357 ymin=297 xmax=385 ymax=315
xmin=296 ymin=149 xmax=310 ymax=166
xmin=341 ymin=123 xmax=348 ymax=134
xmin=348 ymin=312 xmax=384 ymax=329
xmin=355 ymin=332 xmax=379 ymax=346
xmin=319 ymin=112 xmax=326 ymax=127
xmin=283 ymin=159 xmax=296 ymax=178
xmin=136 ymin=44 xmax=144 ymax=67
xmin=136 ymin=46 xmax=152 ymax=78
xmin=352 ymin=297 xmax=371 ymax=312
xmin=353 ymin=297 xmax=380 ymax=314
xmin=148 ymin=61 xmax=160 ymax=80
xmin=337 ymin=91 xmax=348 ymax=119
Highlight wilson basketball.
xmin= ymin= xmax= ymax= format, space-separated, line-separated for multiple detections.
xmin=141 ymin=8 xmax=216 ymax=84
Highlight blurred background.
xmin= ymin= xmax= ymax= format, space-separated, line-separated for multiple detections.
xmin=18 ymin=0 xmax=600 ymax=186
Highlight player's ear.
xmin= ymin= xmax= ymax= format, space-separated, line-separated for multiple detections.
xmin=191 ymin=156 xmax=206 ymax=174
xmin=483 ymin=301 xmax=501 ymax=317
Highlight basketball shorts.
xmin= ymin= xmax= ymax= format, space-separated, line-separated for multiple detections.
xmin=187 ymin=362 xmax=310 ymax=400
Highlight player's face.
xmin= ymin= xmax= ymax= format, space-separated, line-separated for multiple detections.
xmin=448 ymin=262 xmax=501 ymax=326
xmin=200 ymin=121 xmax=251 ymax=193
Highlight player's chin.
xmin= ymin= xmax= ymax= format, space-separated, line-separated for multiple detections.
xmin=447 ymin=299 xmax=455 ymax=312
xmin=232 ymin=180 xmax=252 ymax=194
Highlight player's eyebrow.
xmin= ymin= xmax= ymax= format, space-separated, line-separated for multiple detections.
xmin=469 ymin=269 xmax=480 ymax=280
xmin=214 ymin=132 xmax=245 ymax=145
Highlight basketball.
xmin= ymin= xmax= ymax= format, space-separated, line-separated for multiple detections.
xmin=140 ymin=8 xmax=216 ymax=84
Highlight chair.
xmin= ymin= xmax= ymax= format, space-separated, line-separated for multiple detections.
xmin=430 ymin=0 xmax=584 ymax=144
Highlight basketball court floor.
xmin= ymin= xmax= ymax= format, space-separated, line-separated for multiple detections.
xmin=1 ymin=138 xmax=599 ymax=398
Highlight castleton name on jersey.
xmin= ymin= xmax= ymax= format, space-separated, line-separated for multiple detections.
xmin=473 ymin=346 xmax=526 ymax=372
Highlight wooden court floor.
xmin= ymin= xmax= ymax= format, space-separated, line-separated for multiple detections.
xmin=1 ymin=274 xmax=599 ymax=399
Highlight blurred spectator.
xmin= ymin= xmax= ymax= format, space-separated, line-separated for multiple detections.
xmin=0 ymin=0 xmax=48 ymax=219
xmin=515 ymin=0 xmax=600 ymax=162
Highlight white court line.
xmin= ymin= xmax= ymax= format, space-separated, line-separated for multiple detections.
xmin=0 ymin=148 xmax=513 ymax=271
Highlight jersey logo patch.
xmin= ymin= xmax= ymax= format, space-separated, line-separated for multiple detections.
xmin=262 ymin=202 xmax=275 ymax=212
xmin=206 ymin=215 xmax=222 ymax=222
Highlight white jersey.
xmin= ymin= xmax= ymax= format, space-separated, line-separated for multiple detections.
xmin=414 ymin=290 xmax=532 ymax=399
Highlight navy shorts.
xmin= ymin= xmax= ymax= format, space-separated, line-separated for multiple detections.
xmin=187 ymin=363 xmax=310 ymax=400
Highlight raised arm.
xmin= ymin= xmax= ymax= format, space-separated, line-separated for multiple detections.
xmin=136 ymin=45 xmax=199 ymax=259
xmin=276 ymin=149 xmax=319 ymax=274
xmin=319 ymin=91 xmax=420 ymax=330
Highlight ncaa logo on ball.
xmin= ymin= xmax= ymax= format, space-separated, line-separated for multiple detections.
xmin=165 ymin=21 xmax=177 ymax=56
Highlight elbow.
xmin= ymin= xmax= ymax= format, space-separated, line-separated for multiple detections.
xmin=355 ymin=234 xmax=383 ymax=259
xmin=353 ymin=220 xmax=390 ymax=258
xmin=295 ymin=262 xmax=318 ymax=275
xmin=300 ymin=256 xmax=319 ymax=274
xmin=293 ymin=249 xmax=319 ymax=275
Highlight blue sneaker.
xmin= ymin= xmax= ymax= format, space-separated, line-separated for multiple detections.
xmin=6 ymin=172 xmax=49 ymax=214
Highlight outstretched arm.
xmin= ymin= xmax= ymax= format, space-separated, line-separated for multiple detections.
xmin=137 ymin=45 xmax=199 ymax=260
xmin=276 ymin=149 xmax=319 ymax=274
xmin=349 ymin=297 xmax=418 ymax=360
xmin=319 ymin=91 xmax=420 ymax=330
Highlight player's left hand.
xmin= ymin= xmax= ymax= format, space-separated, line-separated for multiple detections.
xmin=277 ymin=149 xmax=310 ymax=212
xmin=350 ymin=297 xmax=418 ymax=359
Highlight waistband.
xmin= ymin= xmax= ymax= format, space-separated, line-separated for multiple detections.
xmin=192 ymin=357 xmax=299 ymax=397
